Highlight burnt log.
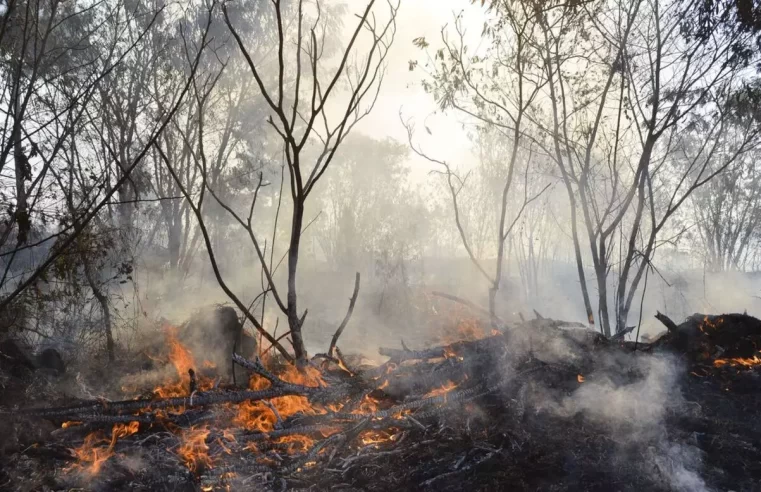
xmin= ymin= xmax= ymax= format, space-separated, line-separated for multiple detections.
xmin=652 ymin=312 xmax=761 ymax=361
xmin=34 ymin=348 xmax=65 ymax=376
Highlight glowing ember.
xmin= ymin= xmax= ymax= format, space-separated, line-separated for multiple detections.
xmin=713 ymin=354 xmax=761 ymax=368
xmin=424 ymin=380 xmax=457 ymax=399
xmin=577 ymin=374 xmax=585 ymax=383
xmin=359 ymin=430 xmax=397 ymax=446
xmin=699 ymin=316 xmax=724 ymax=333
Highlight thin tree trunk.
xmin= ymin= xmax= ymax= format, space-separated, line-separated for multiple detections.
xmin=82 ymin=254 xmax=115 ymax=361
xmin=288 ymin=198 xmax=307 ymax=363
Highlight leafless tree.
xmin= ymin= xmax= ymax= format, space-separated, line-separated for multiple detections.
xmin=0 ymin=0 xmax=216 ymax=351
xmin=406 ymin=7 xmax=550 ymax=324
xmin=159 ymin=0 xmax=399 ymax=364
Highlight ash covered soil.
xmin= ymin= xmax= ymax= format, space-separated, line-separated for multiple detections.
xmin=1 ymin=312 xmax=761 ymax=492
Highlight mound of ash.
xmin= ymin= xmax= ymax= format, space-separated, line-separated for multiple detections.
xmin=1 ymin=311 xmax=760 ymax=491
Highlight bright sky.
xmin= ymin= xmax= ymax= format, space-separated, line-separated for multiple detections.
xmin=354 ymin=0 xmax=488 ymax=182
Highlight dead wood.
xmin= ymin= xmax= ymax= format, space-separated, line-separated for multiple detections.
xmin=655 ymin=311 xmax=679 ymax=332
xmin=329 ymin=272 xmax=361 ymax=358
xmin=5 ymin=386 xmax=321 ymax=419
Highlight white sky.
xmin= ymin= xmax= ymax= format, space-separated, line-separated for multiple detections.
xmin=353 ymin=0 xmax=488 ymax=182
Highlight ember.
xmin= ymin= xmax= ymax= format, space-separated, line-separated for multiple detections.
xmin=4 ymin=311 xmax=761 ymax=491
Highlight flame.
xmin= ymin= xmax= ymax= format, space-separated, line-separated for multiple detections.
xmin=713 ymin=355 xmax=761 ymax=368
xmin=68 ymin=421 xmax=139 ymax=475
xmin=178 ymin=425 xmax=213 ymax=472
xmin=353 ymin=394 xmax=382 ymax=414
xmin=359 ymin=430 xmax=396 ymax=446
xmin=424 ymin=380 xmax=457 ymax=399
xmin=699 ymin=316 xmax=724 ymax=333
xmin=234 ymin=365 xmax=326 ymax=434
xmin=274 ymin=434 xmax=314 ymax=453
xmin=150 ymin=326 xmax=215 ymax=398
xmin=577 ymin=374 xmax=585 ymax=383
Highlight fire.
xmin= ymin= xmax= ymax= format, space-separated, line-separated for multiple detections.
xmin=150 ymin=326 xmax=216 ymax=398
xmin=359 ymin=430 xmax=396 ymax=446
xmin=424 ymin=380 xmax=457 ymax=399
xmin=713 ymin=354 xmax=761 ymax=368
xmin=577 ymin=374 xmax=585 ymax=383
xmin=178 ymin=425 xmax=213 ymax=472
xmin=69 ymin=421 xmax=140 ymax=475
xmin=234 ymin=364 xmax=327 ymax=433
xmin=274 ymin=434 xmax=314 ymax=453
xmin=699 ymin=316 xmax=724 ymax=333
xmin=353 ymin=394 xmax=382 ymax=414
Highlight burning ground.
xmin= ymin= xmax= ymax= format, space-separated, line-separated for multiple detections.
xmin=1 ymin=311 xmax=761 ymax=491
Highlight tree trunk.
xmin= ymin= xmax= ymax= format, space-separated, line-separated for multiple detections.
xmin=287 ymin=198 xmax=307 ymax=363
xmin=82 ymin=255 xmax=115 ymax=361
xmin=13 ymin=95 xmax=29 ymax=245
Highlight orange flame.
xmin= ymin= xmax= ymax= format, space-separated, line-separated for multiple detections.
xmin=178 ymin=425 xmax=213 ymax=472
xmin=359 ymin=430 xmax=396 ymax=446
xmin=151 ymin=326 xmax=215 ymax=398
xmin=713 ymin=355 xmax=761 ymax=368
xmin=68 ymin=421 xmax=139 ymax=475
xmin=424 ymin=380 xmax=457 ymax=399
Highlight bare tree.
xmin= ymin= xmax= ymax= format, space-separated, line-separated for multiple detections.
xmin=159 ymin=0 xmax=399 ymax=364
xmin=535 ymin=0 xmax=760 ymax=335
xmin=406 ymin=7 xmax=550 ymax=324
xmin=0 ymin=0 xmax=216 ymax=350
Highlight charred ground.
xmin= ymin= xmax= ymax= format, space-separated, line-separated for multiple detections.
xmin=1 ymin=311 xmax=760 ymax=492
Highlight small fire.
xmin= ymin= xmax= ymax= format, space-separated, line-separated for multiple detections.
xmin=234 ymin=364 xmax=327 ymax=434
xmin=577 ymin=375 xmax=585 ymax=383
xmin=713 ymin=354 xmax=761 ymax=368
xmin=424 ymin=380 xmax=457 ymax=399
xmin=353 ymin=394 xmax=382 ymax=414
xmin=274 ymin=434 xmax=314 ymax=453
xmin=178 ymin=425 xmax=213 ymax=472
xmin=151 ymin=326 xmax=215 ymax=398
xmin=359 ymin=430 xmax=396 ymax=446
xmin=699 ymin=316 xmax=724 ymax=333
xmin=69 ymin=421 xmax=140 ymax=475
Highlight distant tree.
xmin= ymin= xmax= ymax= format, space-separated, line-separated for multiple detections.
xmin=405 ymin=5 xmax=551 ymax=325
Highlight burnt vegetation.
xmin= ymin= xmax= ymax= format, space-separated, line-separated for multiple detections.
xmin=1 ymin=0 xmax=761 ymax=491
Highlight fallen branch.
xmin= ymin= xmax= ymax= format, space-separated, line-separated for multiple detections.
xmin=6 ymin=386 xmax=327 ymax=419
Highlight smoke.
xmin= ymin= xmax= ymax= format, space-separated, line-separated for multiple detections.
xmin=522 ymin=352 xmax=708 ymax=491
